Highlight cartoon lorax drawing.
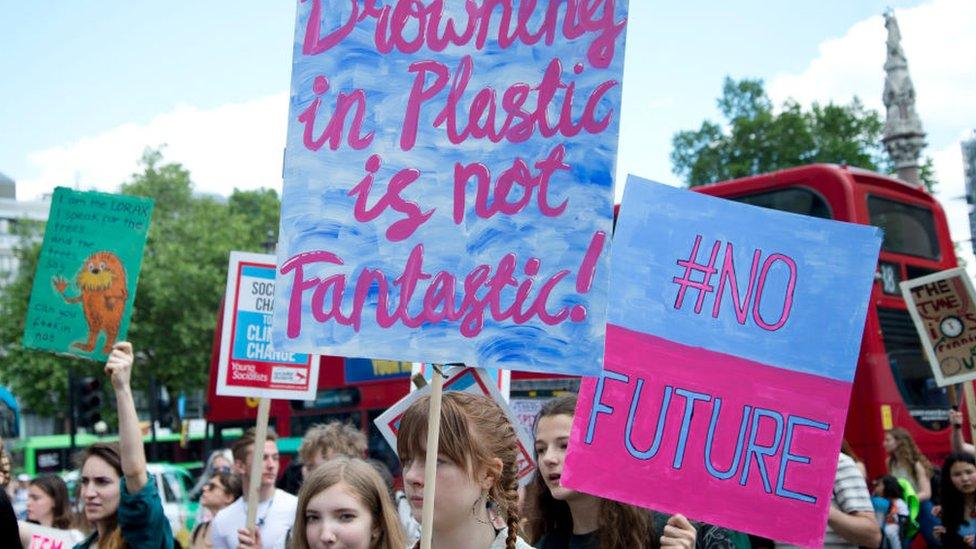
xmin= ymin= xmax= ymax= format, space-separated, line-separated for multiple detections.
xmin=52 ymin=251 xmax=128 ymax=354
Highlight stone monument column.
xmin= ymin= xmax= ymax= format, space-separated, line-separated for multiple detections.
xmin=882 ymin=10 xmax=926 ymax=186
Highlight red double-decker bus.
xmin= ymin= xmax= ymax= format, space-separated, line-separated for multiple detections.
xmin=694 ymin=163 xmax=963 ymax=476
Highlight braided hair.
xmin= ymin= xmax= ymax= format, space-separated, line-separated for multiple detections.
xmin=398 ymin=391 xmax=524 ymax=549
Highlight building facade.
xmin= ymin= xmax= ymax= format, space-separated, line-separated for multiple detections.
xmin=0 ymin=172 xmax=50 ymax=286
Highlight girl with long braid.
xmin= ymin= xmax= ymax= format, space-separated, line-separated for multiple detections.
xmin=397 ymin=391 xmax=532 ymax=548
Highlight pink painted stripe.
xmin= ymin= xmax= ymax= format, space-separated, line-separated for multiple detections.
xmin=562 ymin=324 xmax=853 ymax=548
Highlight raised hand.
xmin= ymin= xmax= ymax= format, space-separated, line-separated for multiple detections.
xmin=661 ymin=514 xmax=696 ymax=548
xmin=104 ymin=342 xmax=134 ymax=391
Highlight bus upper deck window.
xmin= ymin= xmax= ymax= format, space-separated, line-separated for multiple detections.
xmin=729 ymin=188 xmax=832 ymax=219
xmin=867 ymin=195 xmax=940 ymax=260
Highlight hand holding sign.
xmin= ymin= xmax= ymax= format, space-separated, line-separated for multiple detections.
xmin=104 ymin=342 xmax=134 ymax=391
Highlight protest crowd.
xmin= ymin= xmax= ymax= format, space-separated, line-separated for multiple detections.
xmin=3 ymin=2 xmax=973 ymax=549
xmin=2 ymin=339 xmax=976 ymax=548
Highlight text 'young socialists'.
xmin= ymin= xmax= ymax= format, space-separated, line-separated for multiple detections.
xmin=280 ymin=0 xmax=626 ymax=344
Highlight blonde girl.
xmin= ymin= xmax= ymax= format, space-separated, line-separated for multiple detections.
xmin=290 ymin=456 xmax=405 ymax=549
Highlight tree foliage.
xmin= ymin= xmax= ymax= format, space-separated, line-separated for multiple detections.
xmin=670 ymin=77 xmax=938 ymax=189
xmin=0 ymin=148 xmax=281 ymax=428
xmin=0 ymin=221 xmax=90 ymax=422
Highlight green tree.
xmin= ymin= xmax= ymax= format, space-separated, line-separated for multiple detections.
xmin=0 ymin=148 xmax=281 ymax=429
xmin=0 ymin=221 xmax=92 ymax=422
xmin=671 ymin=77 xmax=936 ymax=191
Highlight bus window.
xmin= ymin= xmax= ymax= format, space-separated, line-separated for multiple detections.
xmin=729 ymin=187 xmax=832 ymax=219
xmin=878 ymin=307 xmax=949 ymax=430
xmin=867 ymin=196 xmax=940 ymax=260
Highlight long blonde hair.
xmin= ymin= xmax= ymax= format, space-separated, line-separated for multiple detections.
xmin=291 ymin=457 xmax=405 ymax=549
xmin=886 ymin=427 xmax=933 ymax=484
xmin=397 ymin=392 xmax=522 ymax=549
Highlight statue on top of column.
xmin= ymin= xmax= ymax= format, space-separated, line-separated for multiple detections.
xmin=882 ymin=9 xmax=926 ymax=183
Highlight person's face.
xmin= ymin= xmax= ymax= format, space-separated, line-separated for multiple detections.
xmin=302 ymin=448 xmax=331 ymax=480
xmin=304 ymin=481 xmax=377 ymax=549
xmin=535 ymin=414 xmax=583 ymax=501
xmin=26 ymin=485 xmax=56 ymax=525
xmin=401 ymin=446 xmax=491 ymax=530
xmin=81 ymin=456 xmax=121 ymax=523
xmin=237 ymin=441 xmax=280 ymax=488
xmin=883 ymin=433 xmax=898 ymax=454
xmin=951 ymin=461 xmax=976 ymax=494
xmin=201 ymin=477 xmax=236 ymax=511
xmin=211 ymin=456 xmax=231 ymax=473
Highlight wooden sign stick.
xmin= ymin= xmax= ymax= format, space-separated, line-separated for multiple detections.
xmin=419 ymin=366 xmax=445 ymax=549
xmin=964 ymin=382 xmax=976 ymax=448
xmin=246 ymin=397 xmax=272 ymax=531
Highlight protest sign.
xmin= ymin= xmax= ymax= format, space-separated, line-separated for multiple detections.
xmin=374 ymin=366 xmax=536 ymax=485
xmin=561 ymin=177 xmax=882 ymax=548
xmin=18 ymin=522 xmax=85 ymax=549
xmin=217 ymin=252 xmax=319 ymax=400
xmin=413 ymin=362 xmax=511 ymax=399
xmin=901 ymin=267 xmax=976 ymax=386
xmin=23 ymin=187 xmax=152 ymax=361
xmin=272 ymin=1 xmax=629 ymax=377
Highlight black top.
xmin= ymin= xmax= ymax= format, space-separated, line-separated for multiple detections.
xmin=0 ymin=488 xmax=20 ymax=548
xmin=536 ymin=530 xmax=601 ymax=549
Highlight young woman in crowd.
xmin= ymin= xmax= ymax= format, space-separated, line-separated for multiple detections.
xmin=75 ymin=342 xmax=174 ymax=549
xmin=190 ymin=471 xmax=242 ymax=549
xmin=397 ymin=391 xmax=533 ymax=548
xmin=190 ymin=449 xmax=233 ymax=503
xmin=935 ymin=453 xmax=976 ymax=546
xmin=289 ymin=456 xmax=405 ymax=549
xmin=524 ymin=395 xmax=697 ymax=549
xmin=884 ymin=427 xmax=938 ymax=545
xmin=27 ymin=474 xmax=76 ymax=530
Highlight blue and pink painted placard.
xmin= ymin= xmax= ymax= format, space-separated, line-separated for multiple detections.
xmin=271 ymin=1 xmax=628 ymax=376
xmin=561 ymin=176 xmax=882 ymax=548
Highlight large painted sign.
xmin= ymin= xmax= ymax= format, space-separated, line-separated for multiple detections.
xmin=901 ymin=267 xmax=976 ymax=386
xmin=562 ymin=177 xmax=882 ymax=548
xmin=272 ymin=1 xmax=629 ymax=376
xmin=24 ymin=188 xmax=153 ymax=361
xmin=217 ymin=252 xmax=319 ymax=400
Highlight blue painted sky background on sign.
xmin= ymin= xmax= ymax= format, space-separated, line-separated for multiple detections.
xmin=609 ymin=176 xmax=882 ymax=382
xmin=272 ymin=2 xmax=628 ymax=376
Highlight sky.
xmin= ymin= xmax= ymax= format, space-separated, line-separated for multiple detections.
xmin=1 ymin=0 xmax=974 ymax=263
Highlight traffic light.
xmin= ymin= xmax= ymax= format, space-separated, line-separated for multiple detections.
xmin=76 ymin=376 xmax=102 ymax=429
xmin=157 ymin=385 xmax=174 ymax=430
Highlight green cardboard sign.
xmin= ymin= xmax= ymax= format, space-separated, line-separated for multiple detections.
xmin=23 ymin=187 xmax=153 ymax=360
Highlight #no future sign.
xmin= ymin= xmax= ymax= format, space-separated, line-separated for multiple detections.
xmin=562 ymin=177 xmax=882 ymax=548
